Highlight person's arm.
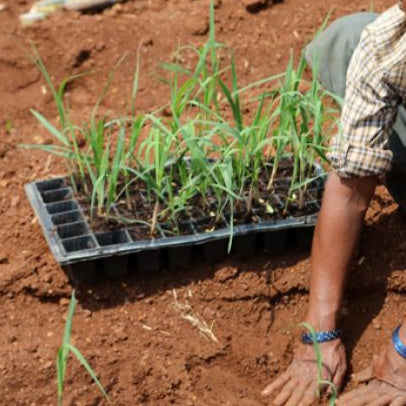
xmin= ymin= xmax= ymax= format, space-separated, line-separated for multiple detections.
xmin=263 ymin=9 xmax=401 ymax=405
xmin=262 ymin=173 xmax=377 ymax=406
xmin=305 ymin=172 xmax=377 ymax=331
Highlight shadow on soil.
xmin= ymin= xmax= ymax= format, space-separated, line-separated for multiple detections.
xmin=73 ymin=237 xmax=311 ymax=312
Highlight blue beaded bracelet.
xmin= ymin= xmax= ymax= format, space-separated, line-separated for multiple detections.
xmin=301 ymin=329 xmax=341 ymax=345
xmin=392 ymin=325 xmax=406 ymax=359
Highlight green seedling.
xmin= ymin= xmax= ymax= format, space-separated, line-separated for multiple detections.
xmin=57 ymin=290 xmax=109 ymax=406
xmin=22 ymin=49 xmax=88 ymax=193
xmin=300 ymin=322 xmax=338 ymax=406
xmin=161 ymin=0 xmax=223 ymax=129
xmin=22 ymin=1 xmax=340 ymax=249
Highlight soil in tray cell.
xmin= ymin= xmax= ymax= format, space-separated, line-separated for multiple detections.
xmin=288 ymin=200 xmax=320 ymax=218
xmin=193 ymin=215 xmax=228 ymax=234
xmin=113 ymin=190 xmax=156 ymax=215
xmin=175 ymin=205 xmax=206 ymax=222
xmin=126 ymin=222 xmax=193 ymax=242
xmin=160 ymin=221 xmax=195 ymax=237
xmin=84 ymin=211 xmax=124 ymax=233
xmin=128 ymin=225 xmax=152 ymax=242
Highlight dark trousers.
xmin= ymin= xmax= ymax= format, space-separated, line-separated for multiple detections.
xmin=305 ymin=12 xmax=406 ymax=209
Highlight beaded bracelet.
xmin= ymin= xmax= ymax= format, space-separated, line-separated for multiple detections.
xmin=392 ymin=325 xmax=406 ymax=359
xmin=301 ymin=329 xmax=341 ymax=345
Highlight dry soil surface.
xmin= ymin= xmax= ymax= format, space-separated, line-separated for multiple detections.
xmin=1 ymin=0 xmax=406 ymax=405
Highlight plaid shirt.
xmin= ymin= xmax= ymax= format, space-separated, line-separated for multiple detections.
xmin=330 ymin=2 xmax=406 ymax=178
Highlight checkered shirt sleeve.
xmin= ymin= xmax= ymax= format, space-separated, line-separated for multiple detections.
xmin=328 ymin=4 xmax=406 ymax=178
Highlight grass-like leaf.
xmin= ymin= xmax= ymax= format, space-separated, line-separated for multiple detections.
xmin=56 ymin=290 xmax=109 ymax=406
xmin=299 ymin=322 xmax=338 ymax=405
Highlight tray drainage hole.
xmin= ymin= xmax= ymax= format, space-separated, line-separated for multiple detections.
xmin=46 ymin=200 xmax=78 ymax=214
xmin=62 ymin=236 xmax=96 ymax=253
xmin=95 ymin=229 xmax=130 ymax=246
xmin=42 ymin=188 xmax=73 ymax=204
xmin=51 ymin=210 xmax=83 ymax=226
xmin=57 ymin=222 xmax=88 ymax=239
xmin=36 ymin=178 xmax=66 ymax=192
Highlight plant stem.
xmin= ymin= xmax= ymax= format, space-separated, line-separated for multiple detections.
xmin=150 ymin=200 xmax=160 ymax=236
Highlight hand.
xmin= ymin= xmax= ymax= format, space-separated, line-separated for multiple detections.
xmin=262 ymin=339 xmax=347 ymax=406
xmin=338 ymin=343 xmax=406 ymax=406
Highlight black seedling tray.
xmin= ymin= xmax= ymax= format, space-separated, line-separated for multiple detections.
xmin=26 ymin=177 xmax=321 ymax=283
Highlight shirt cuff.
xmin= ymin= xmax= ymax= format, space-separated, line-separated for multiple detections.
xmin=328 ymin=137 xmax=393 ymax=178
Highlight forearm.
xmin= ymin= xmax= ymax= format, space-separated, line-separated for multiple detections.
xmin=305 ymin=172 xmax=378 ymax=330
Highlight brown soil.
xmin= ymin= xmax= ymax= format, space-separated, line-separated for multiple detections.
xmin=0 ymin=0 xmax=404 ymax=405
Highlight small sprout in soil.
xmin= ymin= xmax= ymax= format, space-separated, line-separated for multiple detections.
xmin=57 ymin=290 xmax=109 ymax=406
xmin=5 ymin=118 xmax=13 ymax=134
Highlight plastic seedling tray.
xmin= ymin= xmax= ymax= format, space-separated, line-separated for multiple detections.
xmin=25 ymin=176 xmax=322 ymax=283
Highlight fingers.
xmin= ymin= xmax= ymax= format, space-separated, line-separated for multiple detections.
xmin=273 ymin=379 xmax=298 ymax=406
xmin=285 ymin=382 xmax=314 ymax=406
xmin=368 ymin=395 xmax=397 ymax=406
xmin=339 ymin=387 xmax=365 ymax=403
xmin=262 ymin=375 xmax=317 ymax=406
xmin=299 ymin=390 xmax=319 ymax=406
xmin=352 ymin=365 xmax=374 ymax=384
xmin=262 ymin=372 xmax=291 ymax=397
xmin=300 ymin=381 xmax=323 ymax=406
xmin=338 ymin=387 xmax=377 ymax=406
xmin=390 ymin=397 xmax=406 ymax=406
